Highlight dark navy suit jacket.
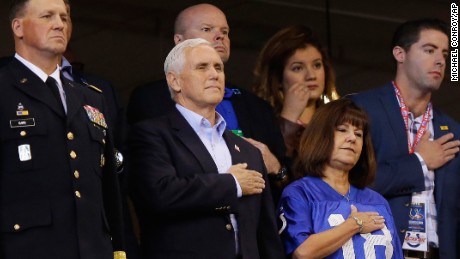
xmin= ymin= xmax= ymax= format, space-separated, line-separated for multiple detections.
xmin=128 ymin=108 xmax=285 ymax=259
xmin=127 ymin=80 xmax=288 ymax=203
xmin=127 ymin=79 xmax=286 ymax=166
xmin=350 ymin=83 xmax=460 ymax=258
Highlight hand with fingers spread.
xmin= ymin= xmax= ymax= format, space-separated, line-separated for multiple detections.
xmin=228 ymin=163 xmax=265 ymax=196
xmin=415 ymin=131 xmax=460 ymax=170
xmin=348 ymin=205 xmax=385 ymax=234
xmin=243 ymin=137 xmax=281 ymax=175
xmin=280 ymin=82 xmax=311 ymax=123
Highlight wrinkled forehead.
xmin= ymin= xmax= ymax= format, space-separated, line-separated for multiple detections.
xmin=186 ymin=45 xmax=223 ymax=63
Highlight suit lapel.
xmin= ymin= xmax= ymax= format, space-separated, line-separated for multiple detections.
xmin=8 ymin=59 xmax=65 ymax=118
xmin=71 ymin=70 xmax=84 ymax=84
xmin=380 ymin=84 xmax=450 ymax=208
xmin=170 ymin=109 xmax=219 ymax=175
xmin=379 ymin=84 xmax=409 ymax=153
xmin=224 ymin=131 xmax=244 ymax=165
xmin=432 ymin=109 xmax=452 ymax=210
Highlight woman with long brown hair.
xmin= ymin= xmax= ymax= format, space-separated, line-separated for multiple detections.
xmin=252 ymin=25 xmax=338 ymax=159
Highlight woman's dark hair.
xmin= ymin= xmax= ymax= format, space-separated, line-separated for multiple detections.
xmin=252 ymin=25 xmax=337 ymax=116
xmin=294 ymin=98 xmax=376 ymax=188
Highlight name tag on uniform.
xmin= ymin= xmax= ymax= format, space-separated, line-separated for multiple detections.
xmin=10 ymin=118 xmax=35 ymax=128
xmin=18 ymin=144 xmax=32 ymax=161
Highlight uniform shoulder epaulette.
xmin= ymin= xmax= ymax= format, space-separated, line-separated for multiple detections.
xmin=84 ymin=82 xmax=103 ymax=93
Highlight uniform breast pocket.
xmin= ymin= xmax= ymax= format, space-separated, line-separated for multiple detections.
xmin=0 ymin=200 xmax=52 ymax=233
xmin=88 ymin=122 xmax=106 ymax=145
xmin=87 ymin=123 xmax=107 ymax=176
xmin=0 ymin=120 xmax=48 ymax=172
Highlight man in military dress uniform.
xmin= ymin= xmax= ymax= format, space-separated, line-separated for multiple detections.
xmin=0 ymin=0 xmax=126 ymax=258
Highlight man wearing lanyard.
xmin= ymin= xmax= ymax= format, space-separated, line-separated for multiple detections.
xmin=350 ymin=18 xmax=460 ymax=258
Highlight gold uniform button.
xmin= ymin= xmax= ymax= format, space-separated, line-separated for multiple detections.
xmin=20 ymin=131 xmax=27 ymax=137
xmin=67 ymin=132 xmax=74 ymax=140
xmin=75 ymin=191 xmax=81 ymax=198
xmin=100 ymin=155 xmax=105 ymax=167
xmin=225 ymin=224 xmax=232 ymax=231
xmin=14 ymin=224 xmax=20 ymax=231
xmin=70 ymin=151 xmax=77 ymax=159
xmin=74 ymin=170 xmax=80 ymax=179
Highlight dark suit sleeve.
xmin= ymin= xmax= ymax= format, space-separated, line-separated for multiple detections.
xmin=232 ymin=88 xmax=287 ymax=164
xmin=129 ymin=121 xmax=239 ymax=215
xmin=256 ymin=154 xmax=287 ymax=259
xmin=371 ymin=153 xmax=425 ymax=196
xmin=102 ymin=126 xmax=126 ymax=252
xmin=81 ymin=83 xmax=126 ymax=253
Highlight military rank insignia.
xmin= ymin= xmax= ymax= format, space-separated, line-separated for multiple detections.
xmin=16 ymin=102 xmax=29 ymax=116
xmin=83 ymin=105 xmax=108 ymax=129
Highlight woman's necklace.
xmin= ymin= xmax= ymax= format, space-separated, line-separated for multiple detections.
xmin=343 ymin=187 xmax=351 ymax=202
xmin=322 ymin=177 xmax=351 ymax=201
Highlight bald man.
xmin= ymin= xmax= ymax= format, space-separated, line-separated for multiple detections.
xmin=127 ymin=4 xmax=288 ymax=197
xmin=129 ymin=38 xmax=285 ymax=259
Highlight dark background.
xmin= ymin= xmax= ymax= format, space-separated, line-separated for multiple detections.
xmin=1 ymin=0 xmax=458 ymax=120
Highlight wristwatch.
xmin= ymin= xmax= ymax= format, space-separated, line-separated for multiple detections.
xmin=273 ymin=166 xmax=287 ymax=181
xmin=352 ymin=216 xmax=364 ymax=233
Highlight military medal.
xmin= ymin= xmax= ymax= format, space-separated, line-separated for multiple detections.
xmin=83 ymin=105 xmax=108 ymax=129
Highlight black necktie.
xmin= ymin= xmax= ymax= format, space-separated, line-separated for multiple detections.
xmin=45 ymin=76 xmax=64 ymax=110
